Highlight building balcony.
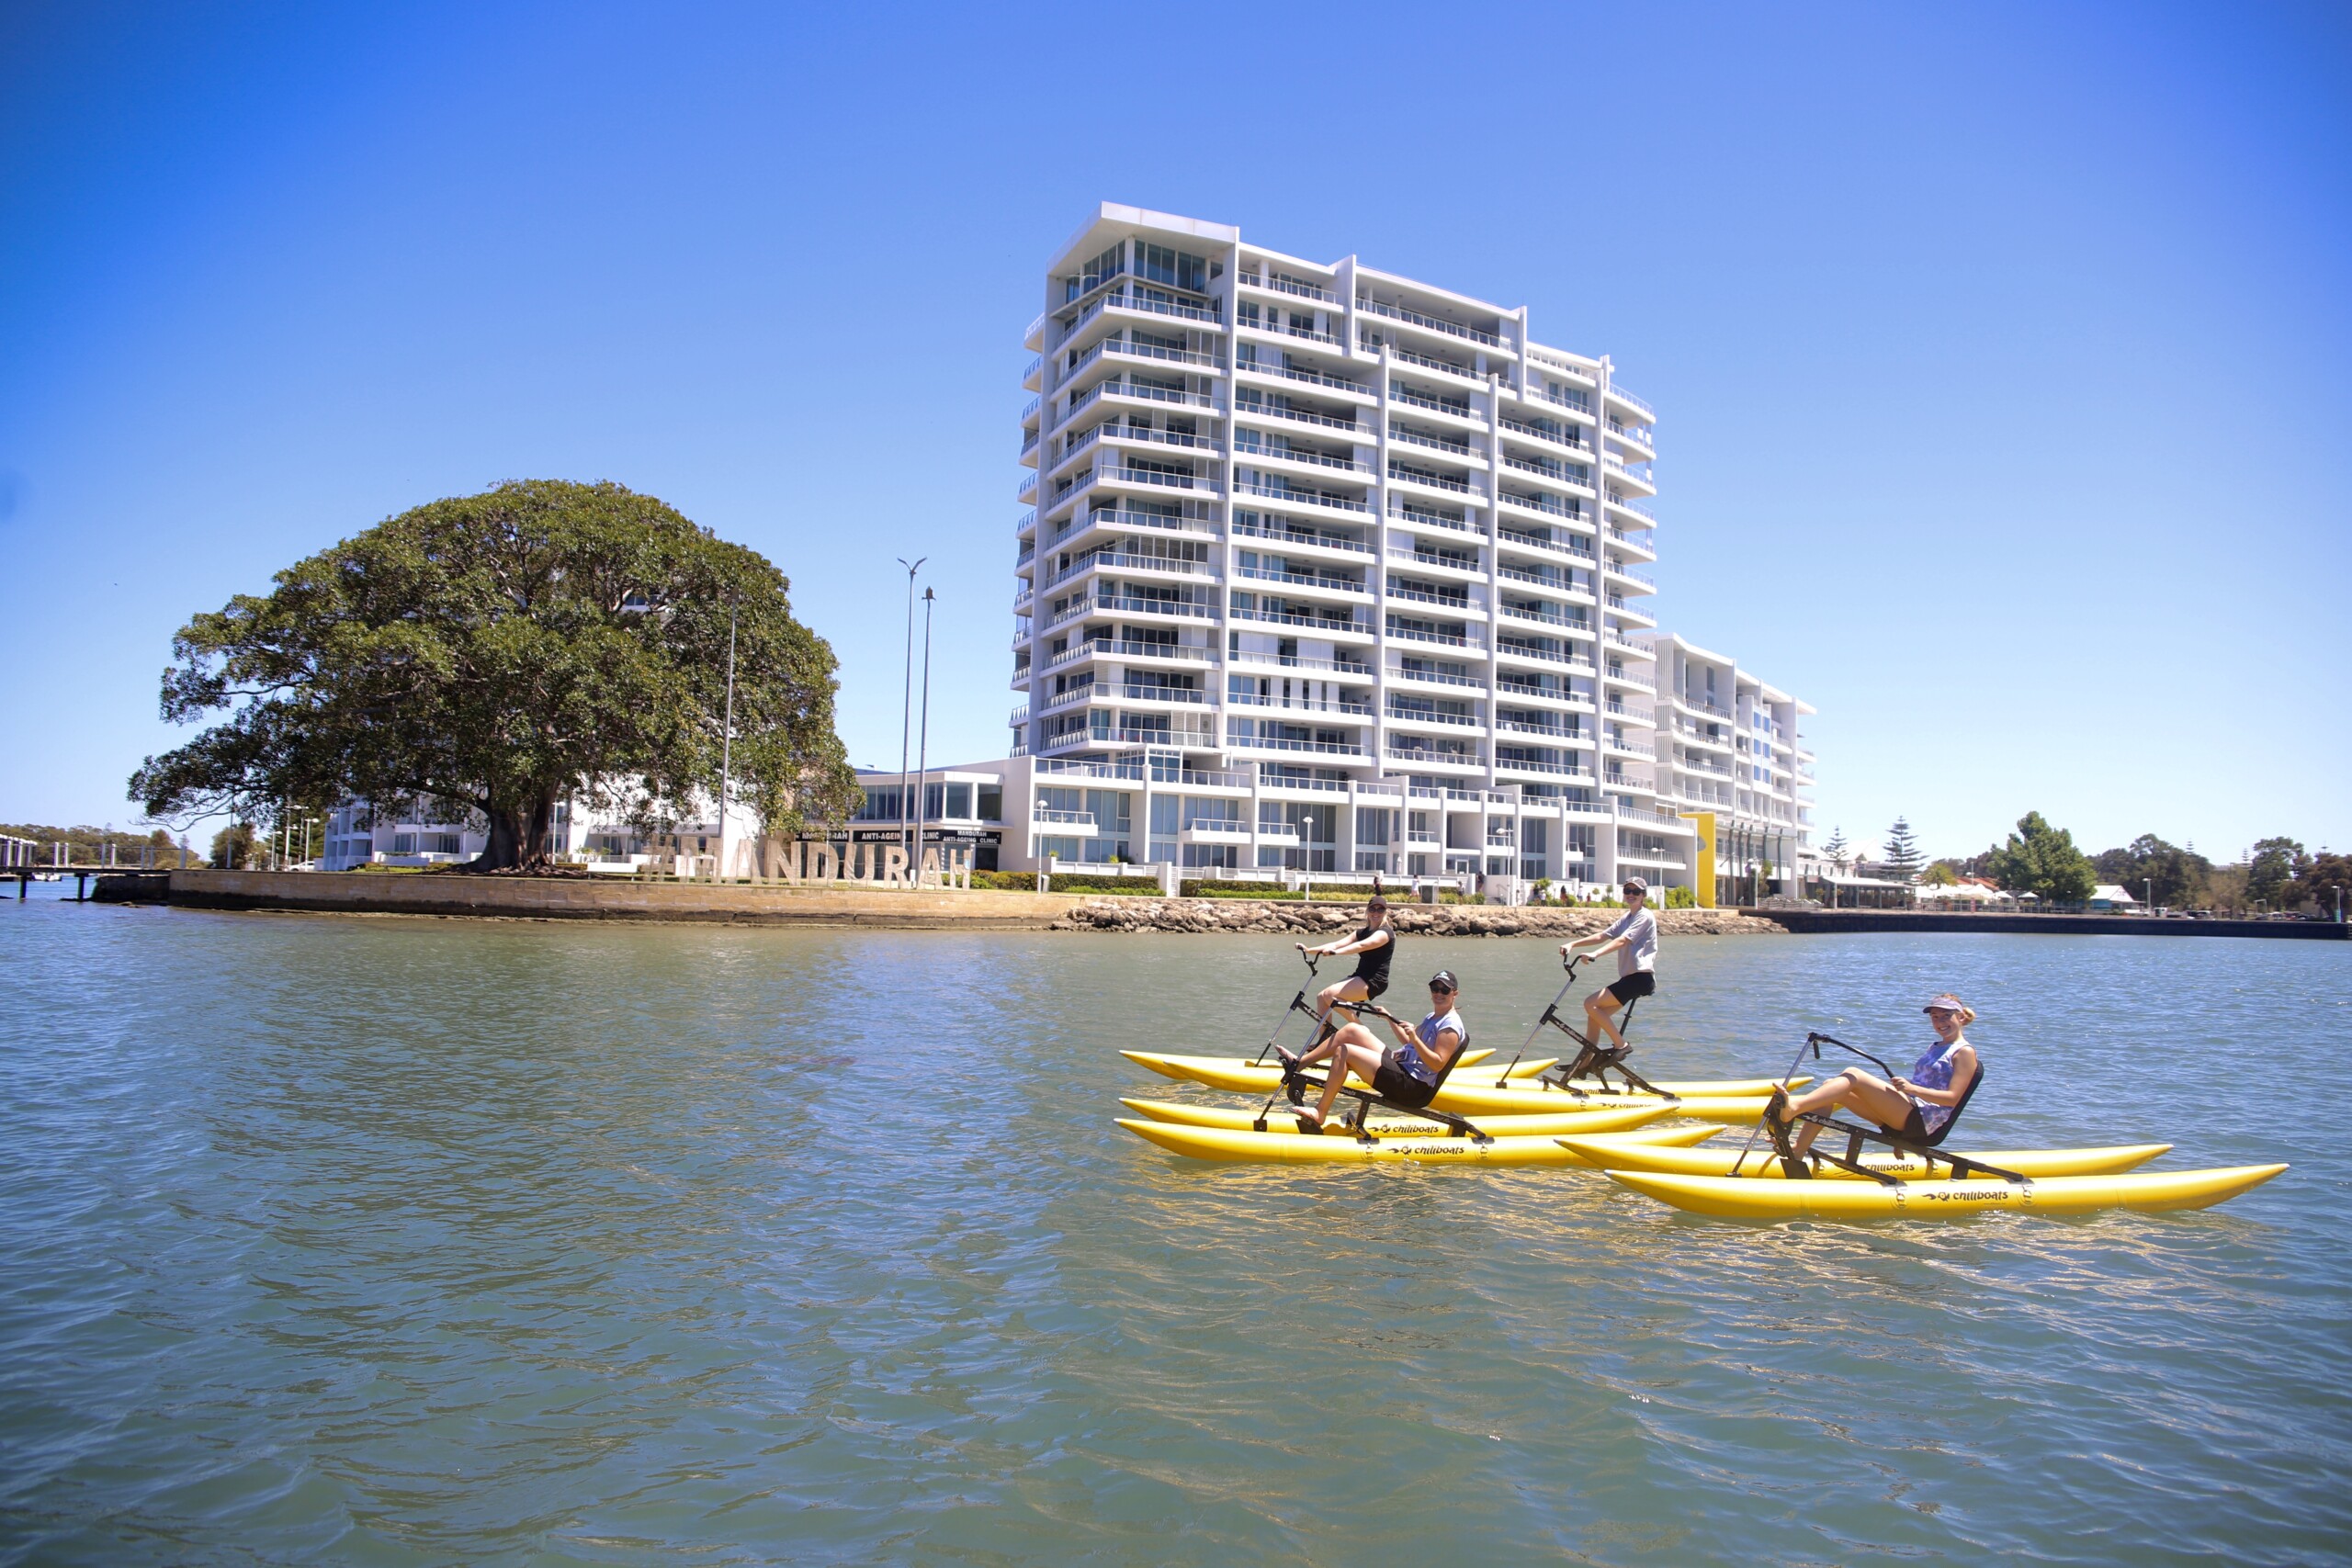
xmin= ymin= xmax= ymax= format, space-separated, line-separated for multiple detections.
xmin=1385 ymin=621 xmax=1482 ymax=651
xmin=1603 ymin=665 xmax=1657 ymax=692
xmin=1233 ymin=357 xmax=1376 ymax=401
xmin=1386 ymin=385 xmax=1483 ymax=427
xmin=1023 ymin=355 xmax=1042 ymax=392
xmin=1385 ymin=582 xmax=1482 ymax=616
xmin=1385 ymin=462 xmax=1477 ymax=499
xmin=1497 ymin=417 xmax=1592 ymax=458
xmin=1227 ymin=733 xmax=1368 ymax=760
xmin=1044 ymin=637 xmax=1215 ymax=673
xmin=1117 ymin=683 xmax=1210 ymax=706
xmin=1238 ymin=267 xmax=1338 ymax=304
xmin=1497 ymin=490 xmax=1585 ymax=525
xmin=1385 ymin=705 xmax=1483 ymax=729
xmin=1605 ymin=525 xmax=1657 ymax=561
xmin=1231 ymin=605 xmax=1376 ymax=640
xmin=1386 ymin=424 xmax=1484 ymax=464
xmin=1379 ymin=341 xmax=1487 ymax=385
xmin=1384 ymin=745 xmax=1484 ymax=771
xmin=1387 ymin=503 xmax=1487 ymax=540
xmin=1495 ymin=638 xmax=1592 ymax=671
xmin=1231 ymin=397 xmax=1367 ymax=440
xmin=1018 ymin=473 xmax=1038 ymax=503
xmin=1352 ymin=294 xmax=1510 ymax=352
xmin=1605 ymin=383 xmax=1656 ymax=422
xmin=1229 ymin=692 xmax=1374 ymax=718
xmin=1045 ymin=549 xmax=1216 ymax=590
xmin=1238 ymin=565 xmax=1371 ymax=599
xmin=1605 ymin=417 xmax=1656 ymax=457
xmin=1389 ymin=547 xmax=1486 ymax=581
xmin=1495 ymin=680 xmax=1589 ymax=709
xmin=1232 ymin=441 xmax=1374 ymax=479
xmin=1604 ymin=492 xmax=1657 ymax=525
xmin=1033 ymin=807 xmax=1099 ymax=830
xmin=1385 ymin=663 xmax=1487 ymax=693
xmin=1600 ymin=454 xmax=1656 ymax=496
xmin=1231 ymin=518 xmax=1374 ymax=558
xmin=1496 ymin=755 xmax=1591 ymax=780
xmin=1496 ymin=525 xmax=1597 ymax=564
xmin=1233 ymin=479 xmax=1370 ymax=515
xmin=1179 ymin=823 xmax=1253 ymax=845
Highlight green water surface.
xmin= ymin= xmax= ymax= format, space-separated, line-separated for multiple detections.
xmin=1 ymin=903 xmax=2345 ymax=1564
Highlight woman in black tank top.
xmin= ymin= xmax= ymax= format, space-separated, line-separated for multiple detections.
xmin=1295 ymin=897 xmax=1395 ymax=1045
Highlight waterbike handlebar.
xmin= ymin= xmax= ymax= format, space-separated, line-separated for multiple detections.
xmin=1806 ymin=1031 xmax=1895 ymax=1077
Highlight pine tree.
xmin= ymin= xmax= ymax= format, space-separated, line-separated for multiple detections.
xmin=1822 ymin=826 xmax=1849 ymax=872
xmin=1883 ymin=818 xmax=1924 ymax=881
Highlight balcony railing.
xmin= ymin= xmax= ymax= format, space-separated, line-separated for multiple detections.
xmin=1384 ymin=746 xmax=1481 ymax=767
xmin=1232 ymin=520 xmax=1374 ymax=555
xmin=1389 ymin=504 xmax=1486 ymax=536
xmin=1606 ymin=383 xmax=1656 ymax=420
xmin=1238 ymin=564 xmax=1368 ymax=594
xmin=1043 ymin=640 xmax=1201 ymax=673
xmin=1385 ymin=344 xmax=1485 ymax=381
xmin=1385 ymin=582 xmax=1476 ymax=611
xmin=1232 ymin=605 xmax=1372 ymax=634
xmin=1385 ymin=705 xmax=1480 ymax=728
xmin=1228 ymin=733 xmax=1367 ymax=758
xmin=1242 ymin=271 xmax=1336 ymax=303
xmin=1386 ymin=664 xmax=1486 ymax=689
xmin=1353 ymin=295 xmax=1505 ymax=348
xmin=1234 ymin=357 xmax=1373 ymax=397
xmin=1498 ymin=491 xmax=1579 ymax=521
xmin=1388 ymin=425 xmax=1476 ymax=457
xmin=1387 ymin=464 xmax=1472 ymax=494
xmin=1229 ymin=692 xmax=1373 ymax=716
xmin=1498 ymin=417 xmax=1589 ymax=454
xmin=1236 ymin=479 xmax=1368 ymax=513
xmin=1385 ymin=623 xmax=1478 ymax=649
xmin=1230 ymin=651 xmax=1374 ymax=677
xmin=1233 ymin=398 xmax=1363 ymax=435
xmin=1389 ymin=387 xmax=1477 ymax=420
xmin=1606 ymin=492 xmax=1657 ymax=521
xmin=1046 ymin=551 xmax=1214 ymax=588
xmin=1234 ymin=439 xmax=1373 ymax=475
xmin=1120 ymin=683 xmax=1208 ymax=705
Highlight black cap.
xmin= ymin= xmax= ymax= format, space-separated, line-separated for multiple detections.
xmin=1429 ymin=970 xmax=1458 ymax=992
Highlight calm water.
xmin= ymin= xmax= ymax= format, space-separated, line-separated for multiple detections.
xmin=1 ymin=901 xmax=2346 ymax=1565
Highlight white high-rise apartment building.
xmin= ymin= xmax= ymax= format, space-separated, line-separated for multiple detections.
xmin=1003 ymin=203 xmax=1694 ymax=889
xmin=1647 ymin=633 xmax=1817 ymax=900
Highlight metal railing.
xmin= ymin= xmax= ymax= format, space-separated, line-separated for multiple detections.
xmin=1235 ymin=480 xmax=1368 ymax=513
xmin=1234 ymin=358 xmax=1372 ymax=396
xmin=1353 ymin=295 xmax=1505 ymax=347
xmin=1232 ymin=520 xmax=1374 ymax=555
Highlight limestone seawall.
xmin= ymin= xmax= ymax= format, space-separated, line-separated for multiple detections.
xmin=144 ymin=870 xmax=1788 ymax=936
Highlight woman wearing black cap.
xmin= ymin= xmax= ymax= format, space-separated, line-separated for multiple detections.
xmin=1295 ymin=895 xmax=1395 ymax=1046
xmin=1281 ymin=970 xmax=1468 ymax=1131
xmin=1561 ymin=876 xmax=1657 ymax=1058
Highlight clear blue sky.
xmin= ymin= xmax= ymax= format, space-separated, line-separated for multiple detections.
xmin=3 ymin=1 xmax=2346 ymax=862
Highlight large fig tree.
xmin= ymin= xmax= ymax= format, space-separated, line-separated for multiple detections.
xmin=131 ymin=479 xmax=860 ymax=870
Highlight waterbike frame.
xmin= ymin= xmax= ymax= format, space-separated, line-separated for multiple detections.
xmin=1486 ymin=953 xmax=1675 ymax=1100
xmin=1742 ymin=1032 xmax=2025 ymax=1187
xmin=1250 ymin=952 xmax=1326 ymax=1066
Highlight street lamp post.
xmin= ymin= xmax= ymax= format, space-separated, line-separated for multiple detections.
xmin=2144 ymin=876 xmax=2153 ymax=917
xmin=718 ymin=598 xmax=739 ymax=880
xmin=897 ymin=558 xmax=926 ymax=863
xmin=913 ymin=586 xmax=935 ymax=885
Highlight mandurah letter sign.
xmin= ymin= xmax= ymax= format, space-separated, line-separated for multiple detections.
xmin=695 ymin=833 xmax=981 ymax=889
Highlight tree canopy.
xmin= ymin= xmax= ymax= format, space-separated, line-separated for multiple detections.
xmin=1882 ymin=817 xmax=1924 ymax=880
xmin=2092 ymin=833 xmax=2213 ymax=908
xmin=1987 ymin=811 xmax=2098 ymax=904
xmin=2245 ymin=837 xmax=2306 ymax=908
xmin=130 ymin=479 xmax=860 ymax=870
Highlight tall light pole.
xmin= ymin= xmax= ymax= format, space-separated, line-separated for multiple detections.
xmin=914 ymin=586 xmax=935 ymax=885
xmin=718 ymin=597 xmax=739 ymax=879
xmin=897 ymin=557 xmax=926 ymax=862
xmin=2144 ymin=876 xmax=2153 ymax=917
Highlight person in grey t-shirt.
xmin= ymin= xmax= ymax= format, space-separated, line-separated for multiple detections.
xmin=1560 ymin=877 xmax=1658 ymax=1055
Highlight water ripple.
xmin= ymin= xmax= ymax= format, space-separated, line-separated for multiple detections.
xmin=0 ymin=906 xmax=2345 ymax=1563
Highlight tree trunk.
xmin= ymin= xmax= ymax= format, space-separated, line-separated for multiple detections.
xmin=470 ymin=789 xmax=559 ymax=872
xmin=474 ymin=807 xmax=526 ymax=871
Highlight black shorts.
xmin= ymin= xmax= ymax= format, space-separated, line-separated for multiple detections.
xmin=1879 ymin=1105 xmax=1931 ymax=1143
xmin=1351 ymin=974 xmax=1389 ymax=1001
xmin=1374 ymin=1048 xmax=1439 ymax=1109
xmin=1603 ymin=971 xmax=1656 ymax=1003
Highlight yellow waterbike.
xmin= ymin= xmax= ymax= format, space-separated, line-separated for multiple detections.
xmin=1586 ymin=1030 xmax=2286 ymax=1221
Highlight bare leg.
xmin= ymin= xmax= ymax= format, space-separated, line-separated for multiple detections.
xmin=1776 ymin=1068 xmax=1915 ymax=1156
xmin=1582 ymin=988 xmax=1628 ymax=1052
xmin=1308 ymin=976 xmax=1372 ymax=1047
xmin=1297 ymin=1025 xmax=1385 ymax=1129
